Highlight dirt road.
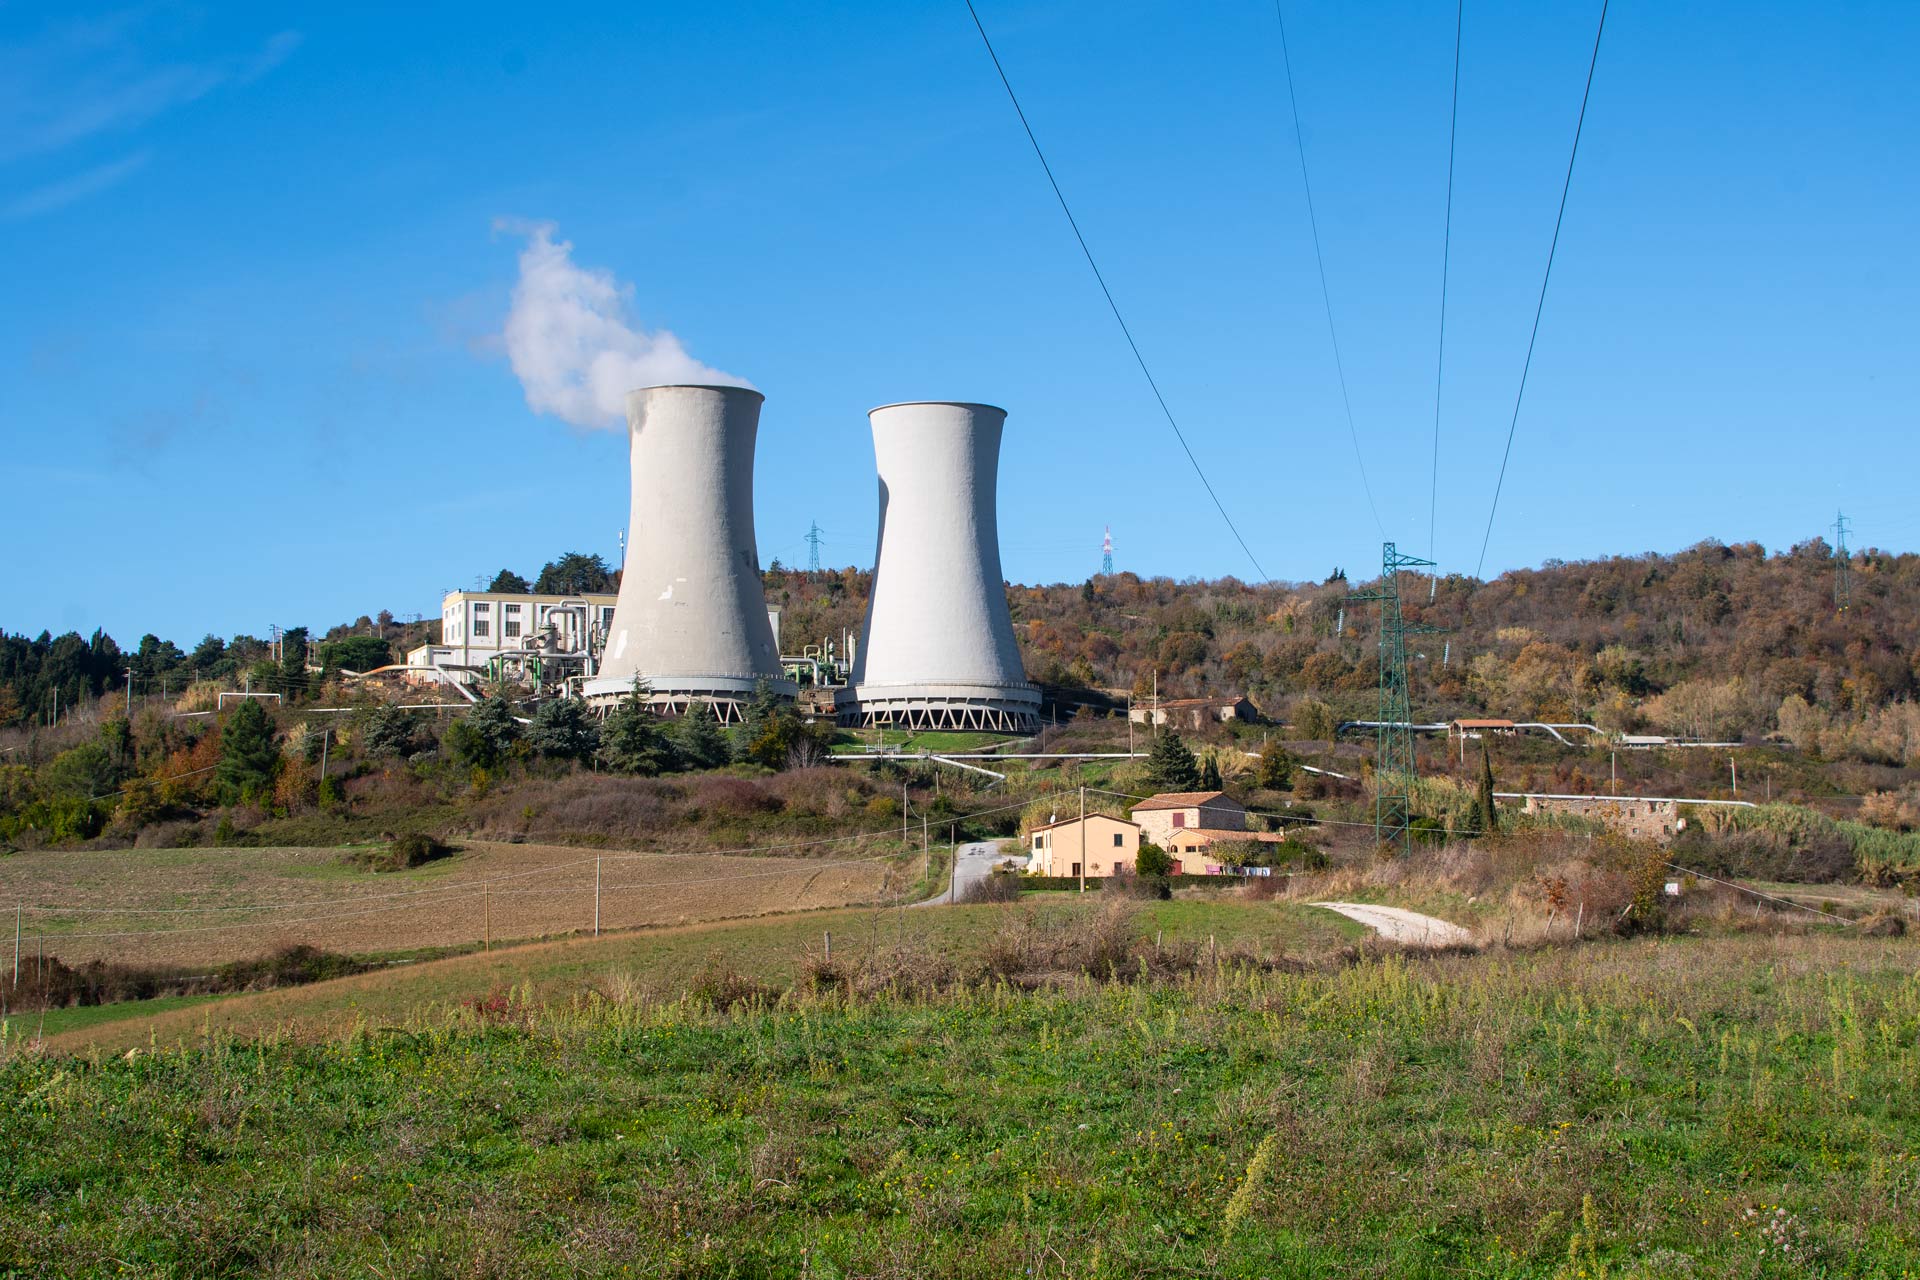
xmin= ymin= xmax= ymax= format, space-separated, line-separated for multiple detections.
xmin=1311 ymin=902 xmax=1474 ymax=948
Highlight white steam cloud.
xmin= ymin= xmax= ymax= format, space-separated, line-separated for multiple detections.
xmin=498 ymin=220 xmax=750 ymax=429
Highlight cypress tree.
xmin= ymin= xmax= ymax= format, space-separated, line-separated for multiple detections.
xmin=1200 ymin=752 xmax=1223 ymax=791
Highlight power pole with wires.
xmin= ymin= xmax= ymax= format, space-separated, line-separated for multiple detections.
xmin=806 ymin=521 xmax=823 ymax=574
xmin=1832 ymin=511 xmax=1852 ymax=613
xmin=1101 ymin=526 xmax=1113 ymax=576
xmin=1348 ymin=543 xmax=1442 ymax=854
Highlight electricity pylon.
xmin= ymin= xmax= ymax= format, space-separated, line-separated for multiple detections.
xmin=806 ymin=520 xmax=823 ymax=574
xmin=1833 ymin=511 xmax=1852 ymax=613
xmin=1101 ymin=526 xmax=1113 ymax=576
xmin=1349 ymin=542 xmax=1442 ymax=853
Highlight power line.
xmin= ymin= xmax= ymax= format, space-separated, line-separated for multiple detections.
xmin=1427 ymin=0 xmax=1464 ymax=571
xmin=1273 ymin=1 xmax=1385 ymax=538
xmin=1473 ymin=0 xmax=1609 ymax=578
xmin=961 ymin=0 xmax=1270 ymax=584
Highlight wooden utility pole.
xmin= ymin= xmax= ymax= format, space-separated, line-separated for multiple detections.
xmin=1078 ymin=785 xmax=1087 ymax=893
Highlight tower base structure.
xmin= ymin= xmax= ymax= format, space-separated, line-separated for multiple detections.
xmin=582 ymin=673 xmax=794 ymax=724
xmin=835 ymin=681 xmax=1040 ymax=733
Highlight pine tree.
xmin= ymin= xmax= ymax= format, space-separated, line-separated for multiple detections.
xmin=674 ymin=700 xmax=731 ymax=770
xmin=1476 ymin=741 xmax=1500 ymax=836
xmin=598 ymin=679 xmax=677 ymax=776
xmin=456 ymin=693 xmax=522 ymax=769
xmin=217 ymin=698 xmax=279 ymax=803
xmin=527 ymin=697 xmax=599 ymax=764
xmin=1147 ymin=730 xmax=1202 ymax=791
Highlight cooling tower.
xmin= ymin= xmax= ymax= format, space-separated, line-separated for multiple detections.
xmin=838 ymin=401 xmax=1040 ymax=732
xmin=583 ymin=384 xmax=794 ymax=720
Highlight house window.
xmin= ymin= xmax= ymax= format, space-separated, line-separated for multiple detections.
xmin=1070 ymin=863 xmax=1081 ymax=878
xmin=1112 ymin=832 xmax=1123 ymax=847
xmin=1113 ymin=863 xmax=1124 ymax=875
xmin=1172 ymin=812 xmax=1186 ymax=828
xmin=1033 ymin=834 xmax=1043 ymax=850
xmin=471 ymin=603 xmax=490 ymax=639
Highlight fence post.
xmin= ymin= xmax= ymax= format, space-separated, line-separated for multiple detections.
xmin=484 ymin=889 xmax=491 ymax=952
xmin=824 ymin=931 xmax=831 ymax=962
xmin=594 ymin=858 xmax=602 ymax=937
xmin=12 ymin=905 xmax=19 ymax=987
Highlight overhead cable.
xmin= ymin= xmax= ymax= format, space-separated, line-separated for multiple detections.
xmin=1473 ymin=0 xmax=1609 ymax=578
xmin=1273 ymin=2 xmax=1386 ymax=538
xmin=1428 ymin=0 xmax=1464 ymax=571
xmin=962 ymin=0 xmax=1271 ymax=584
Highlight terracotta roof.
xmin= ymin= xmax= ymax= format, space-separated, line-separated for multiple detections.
xmin=1131 ymin=791 xmax=1237 ymax=811
xmin=1452 ymin=718 xmax=1515 ymax=728
xmin=1029 ymin=813 xmax=1139 ymax=834
xmin=1165 ymin=828 xmax=1286 ymax=844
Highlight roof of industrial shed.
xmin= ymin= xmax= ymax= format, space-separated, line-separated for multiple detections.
xmin=1131 ymin=791 xmax=1241 ymax=811
xmin=1452 ymin=718 xmax=1516 ymax=728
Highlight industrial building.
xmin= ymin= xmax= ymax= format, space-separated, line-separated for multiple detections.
xmin=404 ymin=590 xmax=782 ymax=693
xmin=838 ymin=402 xmax=1041 ymax=732
xmin=406 ymin=387 xmax=1045 ymax=729
xmin=583 ymin=384 xmax=796 ymax=720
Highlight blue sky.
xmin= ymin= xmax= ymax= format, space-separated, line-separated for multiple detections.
xmin=2 ymin=1 xmax=1915 ymax=645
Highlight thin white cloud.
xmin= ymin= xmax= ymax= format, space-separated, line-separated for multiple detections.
xmin=2 ymin=150 xmax=151 ymax=220
xmin=0 ymin=18 xmax=302 ymax=163
xmin=496 ymin=220 xmax=751 ymax=430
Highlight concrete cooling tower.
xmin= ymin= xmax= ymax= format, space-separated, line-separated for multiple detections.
xmin=838 ymin=401 xmax=1040 ymax=732
xmin=584 ymin=384 xmax=794 ymax=719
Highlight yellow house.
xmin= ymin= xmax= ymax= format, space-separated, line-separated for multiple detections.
xmin=1028 ymin=813 xmax=1143 ymax=878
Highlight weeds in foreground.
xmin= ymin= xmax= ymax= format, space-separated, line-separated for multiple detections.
xmin=2 ymin=931 xmax=1915 ymax=1277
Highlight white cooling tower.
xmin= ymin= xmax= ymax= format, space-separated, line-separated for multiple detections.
xmin=583 ymin=384 xmax=794 ymax=719
xmin=839 ymin=401 xmax=1040 ymax=732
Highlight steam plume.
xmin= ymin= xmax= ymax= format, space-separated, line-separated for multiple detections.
xmin=498 ymin=220 xmax=749 ymax=429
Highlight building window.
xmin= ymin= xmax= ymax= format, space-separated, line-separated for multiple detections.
xmin=1070 ymin=863 xmax=1081 ymax=878
xmin=1172 ymin=813 xmax=1186 ymax=828
xmin=1033 ymin=835 xmax=1043 ymax=850
xmin=504 ymin=621 xmax=521 ymax=638
xmin=1112 ymin=833 xmax=1123 ymax=847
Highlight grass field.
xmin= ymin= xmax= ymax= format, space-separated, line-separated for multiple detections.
xmin=0 ymin=838 xmax=920 ymax=967
xmin=15 ymin=895 xmax=1363 ymax=1053
xmin=3 ymin=927 xmax=1915 ymax=1277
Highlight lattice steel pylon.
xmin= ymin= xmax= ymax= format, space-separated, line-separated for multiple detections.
xmin=1101 ymin=526 xmax=1113 ymax=576
xmin=1349 ymin=542 xmax=1441 ymax=853
xmin=806 ymin=520 xmax=823 ymax=574
xmin=1833 ymin=511 xmax=1852 ymax=613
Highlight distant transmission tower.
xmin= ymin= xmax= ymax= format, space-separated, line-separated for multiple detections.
xmin=1101 ymin=526 xmax=1113 ymax=576
xmin=806 ymin=520 xmax=823 ymax=574
xmin=1832 ymin=510 xmax=1852 ymax=613
xmin=1349 ymin=543 xmax=1441 ymax=853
